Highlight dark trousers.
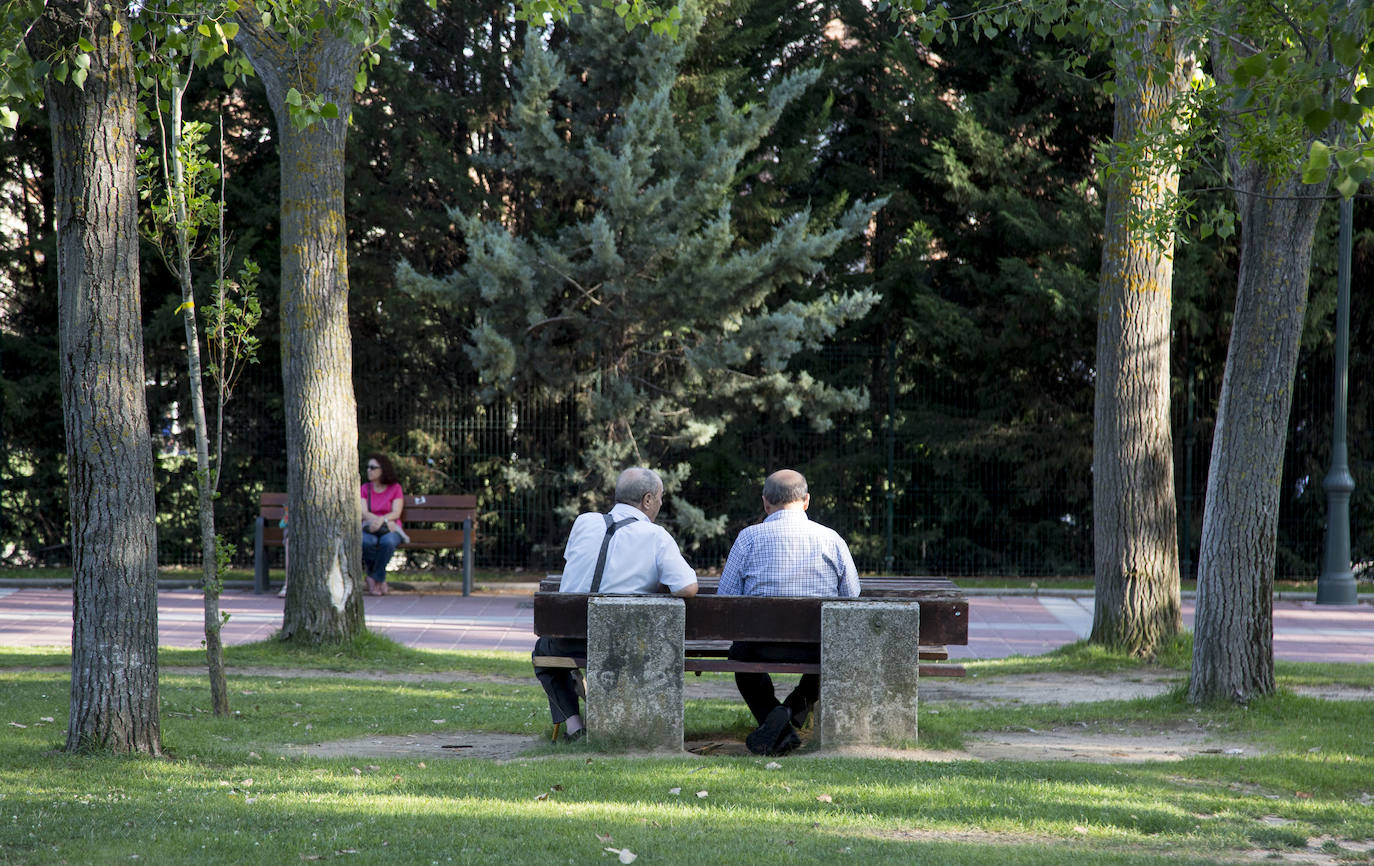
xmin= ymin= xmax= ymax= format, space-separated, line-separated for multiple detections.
xmin=729 ymin=641 xmax=819 ymax=726
xmin=533 ymin=636 xmax=587 ymax=724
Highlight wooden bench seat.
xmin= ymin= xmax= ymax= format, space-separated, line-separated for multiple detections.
xmin=253 ymin=492 xmax=478 ymax=595
xmin=532 ymin=576 xmax=969 ymax=681
xmin=534 ymin=576 xmax=969 ymax=646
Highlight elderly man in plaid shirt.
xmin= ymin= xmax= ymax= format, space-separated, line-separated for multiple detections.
xmin=717 ymin=469 xmax=860 ymax=755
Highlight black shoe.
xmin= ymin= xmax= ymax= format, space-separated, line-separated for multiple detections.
xmin=774 ymin=728 xmax=802 ymax=756
xmin=558 ymin=726 xmax=585 ymax=744
xmin=746 ymin=706 xmax=793 ymax=756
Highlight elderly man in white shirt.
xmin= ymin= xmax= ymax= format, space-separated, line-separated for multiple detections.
xmin=534 ymin=467 xmax=698 ymax=742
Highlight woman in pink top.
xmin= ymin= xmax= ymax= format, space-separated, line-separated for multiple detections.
xmin=361 ymin=453 xmax=404 ymax=595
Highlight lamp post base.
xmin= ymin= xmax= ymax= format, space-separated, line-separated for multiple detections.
xmin=1316 ymin=571 xmax=1358 ymax=605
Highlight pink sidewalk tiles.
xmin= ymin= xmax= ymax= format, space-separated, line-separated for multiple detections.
xmin=1 ymin=587 xmax=1370 ymax=663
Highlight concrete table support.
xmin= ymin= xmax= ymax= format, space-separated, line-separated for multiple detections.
xmin=819 ymin=600 xmax=920 ymax=747
xmin=586 ymin=596 xmax=685 ymax=751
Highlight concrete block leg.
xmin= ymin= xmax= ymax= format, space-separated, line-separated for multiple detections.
xmin=586 ymin=596 xmax=685 ymax=751
xmin=820 ymin=600 xmax=920 ymax=747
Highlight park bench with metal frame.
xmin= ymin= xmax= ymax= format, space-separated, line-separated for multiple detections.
xmin=531 ymin=575 xmax=969 ymax=681
xmin=253 ymin=492 xmax=478 ymax=596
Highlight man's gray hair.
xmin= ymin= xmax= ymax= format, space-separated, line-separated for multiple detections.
xmin=614 ymin=467 xmax=662 ymax=505
xmin=763 ymin=470 xmax=808 ymax=506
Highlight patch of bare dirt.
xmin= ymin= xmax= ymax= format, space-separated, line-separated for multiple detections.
xmin=285 ymin=731 xmax=540 ymax=762
xmin=963 ymin=722 xmax=1266 ymax=763
xmin=1235 ymin=836 xmax=1374 ymax=865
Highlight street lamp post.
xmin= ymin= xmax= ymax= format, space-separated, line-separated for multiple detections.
xmin=1317 ymin=196 xmax=1357 ymax=605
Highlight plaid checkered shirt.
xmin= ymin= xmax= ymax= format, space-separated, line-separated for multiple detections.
xmin=716 ymin=509 xmax=860 ymax=598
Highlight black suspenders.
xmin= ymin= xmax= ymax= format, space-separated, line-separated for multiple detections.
xmin=589 ymin=512 xmax=638 ymax=592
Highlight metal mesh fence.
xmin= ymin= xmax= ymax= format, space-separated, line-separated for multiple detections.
xmin=184 ymin=337 xmax=1366 ymax=579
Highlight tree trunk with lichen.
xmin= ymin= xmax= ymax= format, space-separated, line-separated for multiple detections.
xmin=1186 ymin=37 xmax=1331 ymax=705
xmin=1188 ymin=163 xmax=1322 ymax=705
xmin=29 ymin=0 xmax=162 ymax=754
xmin=1090 ymin=24 xmax=1189 ymax=657
xmin=235 ymin=15 xmax=365 ymax=644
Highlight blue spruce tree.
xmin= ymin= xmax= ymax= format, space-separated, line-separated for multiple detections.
xmin=400 ymin=2 xmax=883 ymax=543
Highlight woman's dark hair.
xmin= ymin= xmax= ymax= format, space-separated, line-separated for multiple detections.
xmin=365 ymin=453 xmax=399 ymax=487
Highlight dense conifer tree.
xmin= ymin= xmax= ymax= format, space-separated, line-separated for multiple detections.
xmin=400 ymin=2 xmax=882 ymax=540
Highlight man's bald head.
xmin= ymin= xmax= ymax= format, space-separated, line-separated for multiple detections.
xmin=762 ymin=469 xmax=808 ymax=508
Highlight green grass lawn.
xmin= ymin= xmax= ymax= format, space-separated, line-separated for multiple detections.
xmin=2 ymin=638 xmax=1373 ymax=864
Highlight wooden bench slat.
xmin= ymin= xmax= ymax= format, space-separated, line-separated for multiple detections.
xmin=680 ymin=641 xmax=950 ymax=661
xmin=533 ymin=655 xmax=966 ymax=678
xmin=401 ymin=509 xmax=478 ymax=523
xmin=533 ymin=591 xmax=969 ymax=646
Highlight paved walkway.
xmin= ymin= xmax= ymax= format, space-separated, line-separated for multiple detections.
xmin=1 ymin=586 xmax=1370 ymax=662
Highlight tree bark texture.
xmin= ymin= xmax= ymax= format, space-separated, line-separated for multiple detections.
xmin=1188 ymin=162 xmax=1323 ymax=704
xmin=1187 ymin=34 xmax=1332 ymax=704
xmin=1090 ymin=27 xmax=1188 ymax=656
xmin=30 ymin=0 xmax=162 ymax=754
xmin=236 ymin=18 xmax=365 ymax=643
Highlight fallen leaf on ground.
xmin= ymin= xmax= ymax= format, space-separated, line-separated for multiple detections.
xmin=816 ymin=794 xmax=833 ymax=803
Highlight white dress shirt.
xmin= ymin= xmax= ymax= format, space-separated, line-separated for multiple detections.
xmin=558 ymin=503 xmax=698 ymax=595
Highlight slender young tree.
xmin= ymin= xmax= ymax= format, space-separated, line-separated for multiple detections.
xmin=25 ymin=0 xmax=161 ymax=754
xmin=142 ymin=91 xmax=262 ymax=714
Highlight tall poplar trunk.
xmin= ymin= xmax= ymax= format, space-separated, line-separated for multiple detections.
xmin=1188 ymin=164 xmax=1323 ymax=704
xmin=1090 ymin=24 xmax=1188 ymax=656
xmin=1186 ymin=38 xmax=1332 ymax=705
xmin=235 ymin=17 xmax=365 ymax=644
xmin=31 ymin=0 xmax=162 ymax=754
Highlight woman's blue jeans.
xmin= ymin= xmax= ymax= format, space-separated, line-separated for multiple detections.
xmin=361 ymin=529 xmax=403 ymax=582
